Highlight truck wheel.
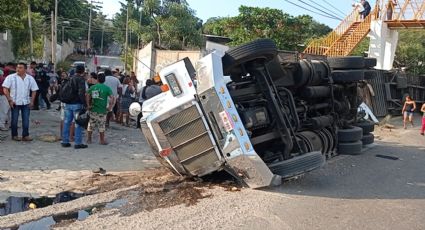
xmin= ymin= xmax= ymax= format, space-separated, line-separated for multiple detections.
xmin=337 ymin=126 xmax=363 ymax=142
xmin=361 ymin=133 xmax=374 ymax=145
xmin=354 ymin=120 xmax=375 ymax=134
xmin=222 ymin=39 xmax=278 ymax=75
xmin=327 ymin=56 xmax=365 ymax=69
xmin=332 ymin=70 xmax=365 ymax=82
xmin=268 ymin=151 xmax=325 ymax=179
xmin=338 ymin=140 xmax=363 ymax=155
xmin=364 ymin=70 xmax=377 ymax=80
xmin=364 ymin=57 xmax=377 ymax=68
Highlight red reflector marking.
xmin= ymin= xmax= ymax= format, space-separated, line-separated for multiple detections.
xmin=188 ymin=82 xmax=193 ymax=87
xmin=159 ymin=148 xmax=172 ymax=157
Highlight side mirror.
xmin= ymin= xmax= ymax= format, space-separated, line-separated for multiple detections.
xmin=129 ymin=102 xmax=142 ymax=116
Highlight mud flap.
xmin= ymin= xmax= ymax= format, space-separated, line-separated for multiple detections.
xmin=268 ymin=151 xmax=325 ymax=179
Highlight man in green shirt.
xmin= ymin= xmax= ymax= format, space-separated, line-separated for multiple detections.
xmin=86 ymin=74 xmax=114 ymax=145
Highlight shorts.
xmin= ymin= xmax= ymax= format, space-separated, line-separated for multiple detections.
xmin=404 ymin=111 xmax=414 ymax=116
xmin=87 ymin=111 xmax=107 ymax=132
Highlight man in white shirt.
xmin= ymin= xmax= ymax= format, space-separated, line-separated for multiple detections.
xmin=2 ymin=63 xmax=39 ymax=141
xmin=103 ymin=69 xmax=122 ymax=127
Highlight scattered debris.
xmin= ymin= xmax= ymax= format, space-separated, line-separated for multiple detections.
xmin=92 ymin=167 xmax=107 ymax=175
xmin=375 ymin=154 xmax=399 ymax=160
xmin=38 ymin=134 xmax=59 ymax=143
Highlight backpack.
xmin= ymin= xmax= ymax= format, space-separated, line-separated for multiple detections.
xmin=59 ymin=79 xmax=74 ymax=103
xmin=35 ymin=69 xmax=50 ymax=88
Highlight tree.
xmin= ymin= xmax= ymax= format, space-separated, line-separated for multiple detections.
xmin=0 ymin=0 xmax=27 ymax=31
xmin=203 ymin=6 xmax=331 ymax=51
xmin=11 ymin=11 xmax=45 ymax=59
xmin=113 ymin=0 xmax=201 ymax=50
xmin=395 ymin=30 xmax=425 ymax=74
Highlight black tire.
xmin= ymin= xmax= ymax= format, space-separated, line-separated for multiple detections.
xmin=338 ymin=126 xmax=363 ymax=142
xmin=332 ymin=70 xmax=365 ymax=82
xmin=354 ymin=120 xmax=375 ymax=134
xmin=364 ymin=70 xmax=377 ymax=80
xmin=327 ymin=56 xmax=365 ymax=69
xmin=361 ymin=133 xmax=374 ymax=145
xmin=268 ymin=151 xmax=325 ymax=179
xmin=364 ymin=57 xmax=377 ymax=68
xmin=338 ymin=140 xmax=363 ymax=155
xmin=222 ymin=39 xmax=278 ymax=75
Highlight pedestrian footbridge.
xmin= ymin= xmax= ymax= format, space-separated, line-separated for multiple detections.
xmin=304 ymin=0 xmax=425 ymax=70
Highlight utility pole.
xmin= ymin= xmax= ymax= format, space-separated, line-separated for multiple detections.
xmin=124 ymin=2 xmax=130 ymax=73
xmin=100 ymin=24 xmax=104 ymax=55
xmin=137 ymin=7 xmax=142 ymax=49
xmin=87 ymin=0 xmax=93 ymax=54
xmin=51 ymin=11 xmax=55 ymax=65
xmin=87 ymin=0 xmax=102 ymax=56
xmin=62 ymin=25 xmax=64 ymax=44
xmin=52 ymin=0 xmax=58 ymax=71
xmin=28 ymin=3 xmax=34 ymax=60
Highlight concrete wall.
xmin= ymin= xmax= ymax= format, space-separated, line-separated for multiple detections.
xmin=135 ymin=42 xmax=201 ymax=89
xmin=154 ymin=50 xmax=201 ymax=73
xmin=43 ymin=39 xmax=75 ymax=63
xmin=0 ymin=31 xmax=15 ymax=63
xmin=135 ymin=42 xmax=155 ymax=90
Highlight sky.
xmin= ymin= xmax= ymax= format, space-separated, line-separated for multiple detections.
xmin=100 ymin=0 xmax=376 ymax=28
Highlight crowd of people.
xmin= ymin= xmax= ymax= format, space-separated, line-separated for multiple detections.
xmin=0 ymin=61 xmax=163 ymax=149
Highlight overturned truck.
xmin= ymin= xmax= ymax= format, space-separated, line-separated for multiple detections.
xmin=133 ymin=39 xmax=376 ymax=188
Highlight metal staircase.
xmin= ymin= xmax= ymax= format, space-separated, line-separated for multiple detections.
xmin=304 ymin=0 xmax=425 ymax=57
xmin=304 ymin=5 xmax=376 ymax=57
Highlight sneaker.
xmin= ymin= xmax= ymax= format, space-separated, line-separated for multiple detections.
xmin=61 ymin=143 xmax=71 ymax=147
xmin=22 ymin=136 xmax=33 ymax=141
xmin=12 ymin=136 xmax=21 ymax=141
xmin=74 ymin=144 xmax=88 ymax=149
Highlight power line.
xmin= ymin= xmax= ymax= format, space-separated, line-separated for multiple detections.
xmin=307 ymin=0 xmax=347 ymax=19
xmin=321 ymin=0 xmax=348 ymax=18
xmin=297 ymin=0 xmax=343 ymax=20
xmin=283 ymin=0 xmax=342 ymax=20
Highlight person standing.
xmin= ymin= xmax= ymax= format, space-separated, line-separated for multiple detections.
xmin=86 ymin=73 xmax=114 ymax=145
xmin=136 ymin=79 xmax=162 ymax=128
xmin=27 ymin=61 xmax=36 ymax=77
xmin=130 ymin=71 xmax=139 ymax=95
xmin=420 ymin=103 xmax=425 ymax=136
xmin=402 ymin=95 xmax=416 ymax=129
xmin=103 ymin=69 xmax=122 ymax=127
xmin=0 ymin=69 xmax=10 ymax=131
xmin=61 ymin=65 xmax=88 ymax=149
xmin=119 ymin=76 xmax=135 ymax=126
xmin=33 ymin=64 xmax=51 ymax=110
xmin=2 ymin=63 xmax=38 ymax=141
xmin=48 ymin=70 xmax=59 ymax=96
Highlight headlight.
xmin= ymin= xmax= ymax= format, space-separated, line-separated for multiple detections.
xmin=165 ymin=73 xmax=182 ymax=96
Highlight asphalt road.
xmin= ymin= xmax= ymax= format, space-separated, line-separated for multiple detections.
xmin=262 ymin=139 xmax=425 ymax=230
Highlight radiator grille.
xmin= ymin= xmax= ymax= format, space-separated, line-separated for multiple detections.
xmin=158 ymin=105 xmax=219 ymax=174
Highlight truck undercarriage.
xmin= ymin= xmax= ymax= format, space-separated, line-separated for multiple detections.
xmin=137 ymin=39 xmax=376 ymax=188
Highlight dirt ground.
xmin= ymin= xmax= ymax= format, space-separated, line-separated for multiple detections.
xmin=1 ymin=112 xmax=425 ymax=229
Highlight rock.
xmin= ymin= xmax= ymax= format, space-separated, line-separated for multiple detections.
xmin=230 ymin=187 xmax=240 ymax=192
